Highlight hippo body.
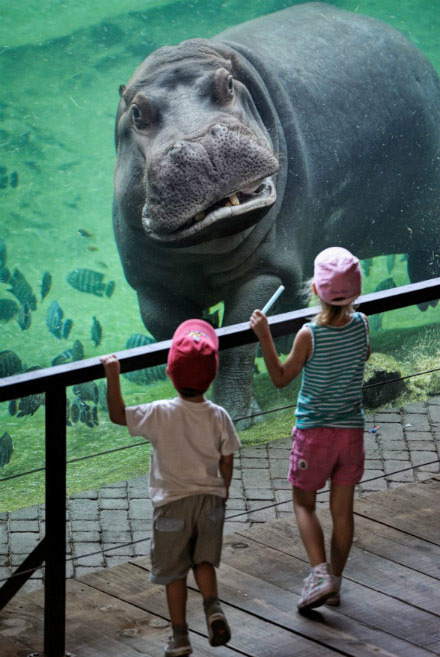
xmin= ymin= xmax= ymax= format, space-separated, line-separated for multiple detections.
xmin=113 ymin=2 xmax=440 ymax=423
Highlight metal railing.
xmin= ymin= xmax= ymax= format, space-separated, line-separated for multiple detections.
xmin=1 ymin=276 xmax=440 ymax=657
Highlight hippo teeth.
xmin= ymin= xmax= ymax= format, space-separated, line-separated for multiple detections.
xmin=193 ymin=183 xmax=264 ymax=223
xmin=187 ymin=178 xmax=276 ymax=230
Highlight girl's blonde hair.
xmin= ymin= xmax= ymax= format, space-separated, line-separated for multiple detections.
xmin=302 ymin=278 xmax=354 ymax=326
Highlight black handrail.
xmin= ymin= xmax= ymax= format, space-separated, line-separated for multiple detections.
xmin=0 ymin=276 xmax=439 ymax=657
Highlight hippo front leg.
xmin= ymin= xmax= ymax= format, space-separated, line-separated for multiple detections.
xmin=136 ymin=287 xmax=203 ymax=342
xmin=213 ymin=275 xmax=283 ymax=428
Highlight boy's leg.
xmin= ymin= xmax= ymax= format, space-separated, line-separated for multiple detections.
xmin=329 ymin=482 xmax=355 ymax=577
xmin=292 ymin=486 xmax=326 ymax=566
xmin=193 ymin=561 xmax=218 ymax=599
xmin=164 ymin=577 xmax=192 ymax=656
xmin=166 ymin=576 xmax=188 ymax=626
xmin=194 ymin=561 xmax=230 ymax=646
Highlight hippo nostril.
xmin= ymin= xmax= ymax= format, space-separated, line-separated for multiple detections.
xmin=210 ymin=124 xmax=226 ymax=138
xmin=169 ymin=141 xmax=186 ymax=159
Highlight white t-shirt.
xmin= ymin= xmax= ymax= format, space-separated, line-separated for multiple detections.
xmin=125 ymin=396 xmax=241 ymax=507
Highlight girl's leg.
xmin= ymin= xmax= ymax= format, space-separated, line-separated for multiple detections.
xmin=292 ymin=486 xmax=326 ymax=566
xmin=329 ymin=482 xmax=355 ymax=577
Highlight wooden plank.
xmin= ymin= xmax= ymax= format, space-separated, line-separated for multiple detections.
xmin=130 ymin=552 xmax=434 ymax=657
xmin=80 ymin=562 xmax=340 ymax=657
xmin=0 ymin=578 xmax=238 ymax=657
xmin=354 ymin=478 xmax=440 ymax=544
xmin=224 ymin=523 xmax=440 ymax=652
xmin=351 ymin=513 xmax=440 ymax=579
xmin=312 ymin=514 xmax=440 ymax=615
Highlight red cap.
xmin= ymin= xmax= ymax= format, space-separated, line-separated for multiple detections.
xmin=167 ymin=319 xmax=219 ymax=393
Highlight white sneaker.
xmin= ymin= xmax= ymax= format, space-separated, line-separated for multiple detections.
xmin=297 ymin=563 xmax=337 ymax=611
xmin=325 ymin=575 xmax=342 ymax=606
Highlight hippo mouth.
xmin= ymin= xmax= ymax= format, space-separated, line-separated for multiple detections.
xmin=143 ymin=176 xmax=276 ymax=247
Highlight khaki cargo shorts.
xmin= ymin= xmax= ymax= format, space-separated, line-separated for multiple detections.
xmin=150 ymin=494 xmax=225 ymax=585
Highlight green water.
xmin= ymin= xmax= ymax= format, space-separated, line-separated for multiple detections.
xmin=1 ymin=0 xmax=440 ymax=511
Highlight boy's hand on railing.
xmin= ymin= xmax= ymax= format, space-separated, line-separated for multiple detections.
xmin=100 ymin=354 xmax=120 ymax=379
xmin=249 ymin=309 xmax=271 ymax=341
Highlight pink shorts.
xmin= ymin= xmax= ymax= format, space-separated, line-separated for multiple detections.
xmin=288 ymin=426 xmax=365 ymax=491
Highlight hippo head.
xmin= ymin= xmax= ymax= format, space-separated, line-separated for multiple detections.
xmin=114 ymin=39 xmax=279 ymax=248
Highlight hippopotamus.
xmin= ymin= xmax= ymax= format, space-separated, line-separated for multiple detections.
xmin=113 ymin=2 xmax=440 ymax=424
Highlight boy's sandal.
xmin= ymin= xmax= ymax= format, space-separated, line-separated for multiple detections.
xmin=206 ymin=611 xmax=231 ymax=647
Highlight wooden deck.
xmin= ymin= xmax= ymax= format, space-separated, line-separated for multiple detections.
xmin=2 ymin=477 xmax=440 ymax=657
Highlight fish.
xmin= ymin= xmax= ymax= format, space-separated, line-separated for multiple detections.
xmin=375 ymin=277 xmax=396 ymax=292
xmin=9 ymin=171 xmax=18 ymax=188
xmin=16 ymin=394 xmax=45 ymax=417
xmin=73 ymin=382 xmax=99 ymax=405
xmin=98 ymin=380 xmax=108 ymax=411
xmin=8 ymin=267 xmax=37 ymax=310
xmin=78 ymin=228 xmax=93 ymax=237
xmin=51 ymin=350 xmax=73 ymax=366
xmin=0 ymin=432 xmax=13 ymax=469
xmin=66 ymin=398 xmax=72 ymax=427
xmin=8 ymin=399 xmax=17 ymax=416
xmin=126 ymin=333 xmax=154 ymax=349
xmin=91 ymin=316 xmax=102 ymax=347
xmin=67 ymin=268 xmax=115 ymax=297
xmin=87 ymin=245 xmax=99 ymax=252
xmin=123 ymin=364 xmax=166 ymax=385
xmin=124 ymin=333 xmax=166 ymax=384
xmin=361 ymin=258 xmax=373 ymax=277
xmin=70 ymin=399 xmax=81 ymax=424
xmin=62 ymin=318 xmax=73 ymax=340
xmin=71 ymin=398 xmax=94 ymax=428
xmin=0 ymin=298 xmax=18 ymax=322
xmin=386 ymin=254 xmax=396 ymax=274
xmin=52 ymin=338 xmax=83 ymax=366
xmin=0 ymin=174 xmax=7 ymax=189
xmin=105 ymin=280 xmax=115 ymax=297
xmin=40 ymin=271 xmax=52 ymax=300
xmin=46 ymin=300 xmax=64 ymax=339
xmin=0 ymin=350 xmax=22 ymax=377
xmin=369 ymin=313 xmax=383 ymax=331
xmin=0 ymin=239 xmax=6 ymax=269
xmin=72 ymin=339 xmax=84 ymax=361
xmin=92 ymin=405 xmax=99 ymax=427
xmin=17 ymin=302 xmax=32 ymax=330
xmin=0 ymin=267 xmax=10 ymax=283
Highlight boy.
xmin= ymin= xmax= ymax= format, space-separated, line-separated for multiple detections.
xmin=100 ymin=319 xmax=240 ymax=656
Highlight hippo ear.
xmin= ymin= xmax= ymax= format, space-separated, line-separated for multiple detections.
xmin=119 ymin=84 xmax=126 ymax=97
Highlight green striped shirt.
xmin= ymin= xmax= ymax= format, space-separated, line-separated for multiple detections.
xmin=295 ymin=312 xmax=368 ymax=429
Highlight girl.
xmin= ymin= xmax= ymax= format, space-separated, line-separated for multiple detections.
xmin=250 ymin=247 xmax=370 ymax=611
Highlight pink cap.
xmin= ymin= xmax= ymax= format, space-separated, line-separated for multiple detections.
xmin=314 ymin=247 xmax=361 ymax=306
xmin=167 ymin=319 xmax=219 ymax=393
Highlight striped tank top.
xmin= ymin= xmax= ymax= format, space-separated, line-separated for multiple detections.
xmin=295 ymin=312 xmax=369 ymax=429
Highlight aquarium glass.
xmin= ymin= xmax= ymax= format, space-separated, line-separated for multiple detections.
xmin=1 ymin=0 xmax=439 ymax=510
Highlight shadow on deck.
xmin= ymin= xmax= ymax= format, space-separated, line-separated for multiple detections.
xmin=1 ymin=478 xmax=439 ymax=657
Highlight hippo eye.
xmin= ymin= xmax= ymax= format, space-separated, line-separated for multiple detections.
xmin=213 ymin=68 xmax=235 ymax=104
xmin=131 ymin=104 xmax=141 ymax=123
xmin=130 ymin=94 xmax=157 ymax=129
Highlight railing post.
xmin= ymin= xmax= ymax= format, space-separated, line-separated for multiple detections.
xmin=44 ymin=386 xmax=67 ymax=657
